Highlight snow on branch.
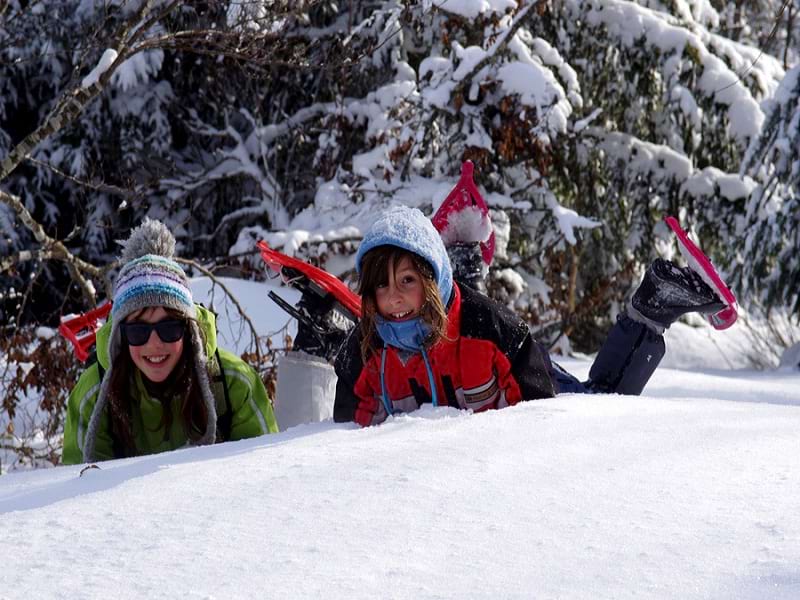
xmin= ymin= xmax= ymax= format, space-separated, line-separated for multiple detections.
xmin=576 ymin=0 xmax=783 ymax=144
xmin=597 ymin=130 xmax=693 ymax=182
xmin=543 ymin=191 xmax=601 ymax=245
xmin=593 ymin=129 xmax=756 ymax=203
xmin=81 ymin=49 xmax=119 ymax=89
xmin=418 ymin=2 xmax=576 ymax=138
xmin=448 ymin=3 xmax=538 ymax=99
xmin=432 ymin=0 xmax=518 ymax=19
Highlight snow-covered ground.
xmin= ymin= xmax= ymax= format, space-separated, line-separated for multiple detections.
xmin=1 ymin=278 xmax=799 ymax=599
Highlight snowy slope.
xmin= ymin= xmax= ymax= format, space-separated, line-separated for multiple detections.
xmin=1 ymin=368 xmax=799 ymax=598
xmin=2 ymin=280 xmax=799 ymax=599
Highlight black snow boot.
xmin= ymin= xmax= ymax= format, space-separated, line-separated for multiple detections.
xmin=628 ymin=258 xmax=726 ymax=333
xmin=447 ymin=242 xmax=488 ymax=293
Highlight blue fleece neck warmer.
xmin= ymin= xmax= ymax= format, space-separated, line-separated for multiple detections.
xmin=375 ymin=315 xmax=431 ymax=352
xmin=356 ymin=206 xmax=453 ymax=307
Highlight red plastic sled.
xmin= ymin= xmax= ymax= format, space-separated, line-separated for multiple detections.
xmin=58 ymin=301 xmax=112 ymax=362
xmin=257 ymin=241 xmax=362 ymax=320
xmin=665 ymin=216 xmax=738 ymax=330
xmin=431 ymin=161 xmax=495 ymax=266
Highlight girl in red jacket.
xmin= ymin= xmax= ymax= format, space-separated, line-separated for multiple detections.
xmin=333 ymin=206 xmax=725 ymax=426
xmin=334 ymin=206 xmax=555 ymax=426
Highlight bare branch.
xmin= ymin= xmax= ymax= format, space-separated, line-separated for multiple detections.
xmin=0 ymin=248 xmax=57 ymax=272
xmin=176 ymin=258 xmax=263 ymax=364
xmin=0 ymin=189 xmax=111 ymax=302
xmin=25 ymin=156 xmax=140 ymax=200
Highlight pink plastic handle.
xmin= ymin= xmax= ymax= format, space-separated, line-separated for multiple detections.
xmin=431 ymin=161 xmax=496 ymax=265
xmin=664 ymin=216 xmax=738 ymax=330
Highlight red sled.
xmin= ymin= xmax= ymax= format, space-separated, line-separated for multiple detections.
xmin=256 ymin=241 xmax=362 ymax=320
xmin=58 ymin=301 xmax=112 ymax=362
xmin=431 ymin=161 xmax=495 ymax=266
xmin=665 ymin=216 xmax=738 ymax=330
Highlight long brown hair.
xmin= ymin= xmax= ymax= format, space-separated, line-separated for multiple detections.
xmin=106 ymin=307 xmax=210 ymax=457
xmin=357 ymin=246 xmax=449 ymax=363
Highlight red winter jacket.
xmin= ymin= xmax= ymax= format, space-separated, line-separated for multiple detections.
xmin=333 ymin=283 xmax=556 ymax=426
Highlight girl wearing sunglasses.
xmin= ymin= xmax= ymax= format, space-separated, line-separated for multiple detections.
xmin=62 ymin=219 xmax=278 ymax=464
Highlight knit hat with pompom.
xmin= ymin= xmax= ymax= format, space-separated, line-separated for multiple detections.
xmin=82 ymin=219 xmax=217 ymax=462
xmin=111 ymin=218 xmax=196 ymax=324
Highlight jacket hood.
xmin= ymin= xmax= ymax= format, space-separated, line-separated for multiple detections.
xmin=356 ymin=206 xmax=453 ymax=306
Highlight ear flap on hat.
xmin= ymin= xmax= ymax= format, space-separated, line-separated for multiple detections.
xmin=82 ymin=320 xmax=123 ymax=463
xmin=188 ymin=320 xmax=217 ymax=446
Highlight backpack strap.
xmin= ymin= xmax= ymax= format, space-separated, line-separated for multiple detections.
xmin=86 ymin=348 xmax=106 ymax=381
xmin=211 ymin=348 xmax=233 ymax=441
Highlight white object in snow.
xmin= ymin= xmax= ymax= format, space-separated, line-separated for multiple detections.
xmin=275 ymin=351 xmax=337 ymax=429
xmin=81 ymin=49 xmax=118 ymax=88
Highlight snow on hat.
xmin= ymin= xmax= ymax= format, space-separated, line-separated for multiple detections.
xmin=356 ymin=206 xmax=453 ymax=306
xmin=82 ymin=218 xmax=217 ymax=462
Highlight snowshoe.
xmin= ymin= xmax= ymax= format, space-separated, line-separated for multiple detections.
xmin=431 ymin=161 xmax=495 ymax=267
xmin=257 ymin=242 xmax=360 ymax=361
xmin=59 ymin=301 xmax=112 ymax=362
xmin=664 ymin=216 xmax=738 ymax=330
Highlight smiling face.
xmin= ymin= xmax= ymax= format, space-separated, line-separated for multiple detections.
xmin=125 ymin=306 xmax=185 ymax=383
xmin=375 ymin=255 xmax=426 ymax=322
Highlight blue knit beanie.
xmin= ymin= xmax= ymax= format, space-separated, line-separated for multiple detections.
xmin=356 ymin=206 xmax=453 ymax=306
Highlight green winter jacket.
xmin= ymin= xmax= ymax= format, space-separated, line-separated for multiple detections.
xmin=61 ymin=305 xmax=278 ymax=464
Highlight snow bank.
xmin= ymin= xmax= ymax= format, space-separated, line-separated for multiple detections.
xmin=2 ymin=370 xmax=799 ymax=599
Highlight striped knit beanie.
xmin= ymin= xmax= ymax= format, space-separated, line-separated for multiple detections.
xmin=111 ymin=221 xmax=196 ymax=324
xmin=82 ymin=218 xmax=217 ymax=462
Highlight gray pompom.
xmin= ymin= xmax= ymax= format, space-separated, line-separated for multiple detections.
xmin=119 ymin=218 xmax=177 ymax=264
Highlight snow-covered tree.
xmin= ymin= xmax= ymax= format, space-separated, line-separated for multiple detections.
xmin=1 ymin=0 xmax=795 ymax=349
xmin=221 ymin=0 xmax=786 ymax=348
xmin=738 ymin=64 xmax=800 ymax=312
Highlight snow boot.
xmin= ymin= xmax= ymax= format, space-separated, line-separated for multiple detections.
xmin=447 ymin=241 xmax=488 ymax=293
xmin=628 ymin=258 xmax=726 ymax=334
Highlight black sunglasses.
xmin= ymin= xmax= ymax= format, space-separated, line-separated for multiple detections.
xmin=121 ymin=319 xmax=186 ymax=346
